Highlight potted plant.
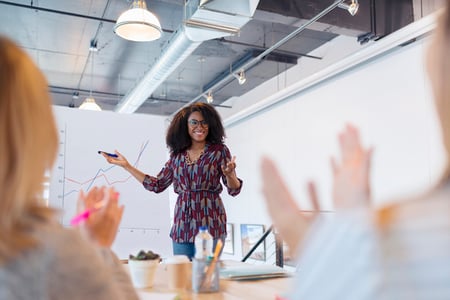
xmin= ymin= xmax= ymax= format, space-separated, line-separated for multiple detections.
xmin=129 ymin=250 xmax=161 ymax=261
xmin=128 ymin=250 xmax=161 ymax=288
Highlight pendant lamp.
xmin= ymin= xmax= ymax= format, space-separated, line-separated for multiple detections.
xmin=79 ymin=41 xmax=102 ymax=111
xmin=114 ymin=0 xmax=162 ymax=42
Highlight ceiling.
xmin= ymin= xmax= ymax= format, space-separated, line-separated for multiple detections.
xmin=0 ymin=0 xmax=426 ymax=116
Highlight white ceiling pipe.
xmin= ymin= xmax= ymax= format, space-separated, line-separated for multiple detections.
xmin=115 ymin=0 xmax=260 ymax=113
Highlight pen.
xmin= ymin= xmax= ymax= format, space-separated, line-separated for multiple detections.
xmin=201 ymin=239 xmax=223 ymax=289
xmin=70 ymin=200 xmax=106 ymax=226
xmin=98 ymin=151 xmax=118 ymax=158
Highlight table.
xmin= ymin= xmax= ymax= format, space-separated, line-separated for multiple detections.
xmin=129 ymin=261 xmax=293 ymax=300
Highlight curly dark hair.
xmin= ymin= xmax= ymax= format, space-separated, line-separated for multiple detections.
xmin=166 ymin=102 xmax=225 ymax=154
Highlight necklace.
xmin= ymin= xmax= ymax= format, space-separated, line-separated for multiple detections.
xmin=185 ymin=149 xmax=204 ymax=165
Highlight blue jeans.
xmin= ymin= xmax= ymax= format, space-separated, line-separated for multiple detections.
xmin=173 ymin=238 xmax=225 ymax=261
xmin=172 ymin=242 xmax=195 ymax=260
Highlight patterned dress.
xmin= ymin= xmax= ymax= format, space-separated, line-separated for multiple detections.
xmin=142 ymin=143 xmax=242 ymax=243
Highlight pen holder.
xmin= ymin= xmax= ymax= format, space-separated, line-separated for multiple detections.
xmin=192 ymin=258 xmax=220 ymax=293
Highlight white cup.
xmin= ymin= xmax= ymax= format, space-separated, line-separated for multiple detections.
xmin=128 ymin=259 xmax=159 ymax=288
xmin=164 ymin=255 xmax=191 ymax=291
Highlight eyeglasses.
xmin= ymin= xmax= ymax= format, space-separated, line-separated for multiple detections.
xmin=188 ymin=119 xmax=208 ymax=127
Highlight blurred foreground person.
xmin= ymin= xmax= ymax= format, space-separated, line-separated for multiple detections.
xmin=261 ymin=3 xmax=450 ymax=299
xmin=0 ymin=36 xmax=138 ymax=300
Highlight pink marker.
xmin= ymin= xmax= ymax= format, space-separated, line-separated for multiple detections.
xmin=70 ymin=200 xmax=106 ymax=226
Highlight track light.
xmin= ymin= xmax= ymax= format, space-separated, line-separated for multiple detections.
xmin=205 ymin=91 xmax=214 ymax=103
xmin=338 ymin=0 xmax=359 ymax=16
xmin=114 ymin=0 xmax=162 ymax=42
xmin=69 ymin=91 xmax=78 ymax=108
xmin=233 ymin=70 xmax=247 ymax=85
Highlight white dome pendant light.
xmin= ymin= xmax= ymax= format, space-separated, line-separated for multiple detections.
xmin=114 ymin=0 xmax=162 ymax=42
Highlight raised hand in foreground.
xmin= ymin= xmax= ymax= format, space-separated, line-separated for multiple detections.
xmin=331 ymin=124 xmax=373 ymax=210
xmin=260 ymin=124 xmax=373 ymax=257
xmin=77 ymin=187 xmax=124 ymax=248
xmin=260 ymin=157 xmax=319 ymax=257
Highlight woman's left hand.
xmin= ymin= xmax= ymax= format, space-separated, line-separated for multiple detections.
xmin=222 ymin=156 xmax=237 ymax=177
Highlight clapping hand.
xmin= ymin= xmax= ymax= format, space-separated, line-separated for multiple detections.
xmin=260 ymin=124 xmax=373 ymax=257
xmin=331 ymin=124 xmax=373 ymax=210
xmin=260 ymin=157 xmax=320 ymax=257
xmin=77 ymin=187 xmax=124 ymax=248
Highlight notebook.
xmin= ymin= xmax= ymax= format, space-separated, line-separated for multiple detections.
xmin=219 ymin=264 xmax=291 ymax=281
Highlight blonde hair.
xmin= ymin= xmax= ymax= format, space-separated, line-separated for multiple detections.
xmin=0 ymin=37 xmax=58 ymax=263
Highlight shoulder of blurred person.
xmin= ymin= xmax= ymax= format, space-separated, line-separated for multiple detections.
xmin=0 ymin=222 xmax=138 ymax=300
xmin=375 ymin=186 xmax=450 ymax=297
xmin=288 ymin=188 xmax=450 ymax=300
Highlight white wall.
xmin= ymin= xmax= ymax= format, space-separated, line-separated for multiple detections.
xmin=219 ymin=36 xmax=446 ymax=262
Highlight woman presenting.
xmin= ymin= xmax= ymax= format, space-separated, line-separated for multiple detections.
xmin=103 ymin=102 xmax=242 ymax=259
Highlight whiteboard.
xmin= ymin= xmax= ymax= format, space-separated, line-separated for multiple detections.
xmin=48 ymin=106 xmax=172 ymax=259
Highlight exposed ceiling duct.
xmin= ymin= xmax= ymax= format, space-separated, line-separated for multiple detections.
xmin=0 ymin=0 xmax=432 ymax=116
xmin=115 ymin=0 xmax=260 ymax=113
xmin=173 ymin=0 xmax=347 ymax=116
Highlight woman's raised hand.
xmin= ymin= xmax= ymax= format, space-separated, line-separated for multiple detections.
xmin=77 ymin=187 xmax=124 ymax=248
xmin=260 ymin=157 xmax=320 ymax=257
xmin=331 ymin=124 xmax=373 ymax=210
xmin=221 ymin=156 xmax=237 ymax=176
